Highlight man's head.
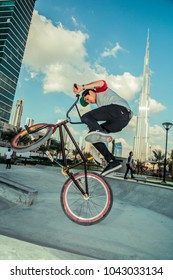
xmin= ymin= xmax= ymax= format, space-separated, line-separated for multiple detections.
xmin=80 ymin=89 xmax=96 ymax=107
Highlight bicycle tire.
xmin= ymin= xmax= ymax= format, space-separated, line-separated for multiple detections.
xmin=11 ymin=123 xmax=54 ymax=153
xmin=61 ymin=172 xmax=113 ymax=225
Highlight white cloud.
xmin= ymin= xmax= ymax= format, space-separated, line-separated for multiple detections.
xmin=107 ymin=72 xmax=143 ymax=100
xmin=24 ymin=11 xmax=88 ymax=70
xmin=149 ymin=124 xmax=164 ymax=137
xmin=101 ymin=43 xmax=123 ymax=57
xmin=54 ymin=106 xmax=65 ymax=115
xmin=67 ymin=125 xmax=81 ymax=136
xmin=30 ymin=72 xmax=38 ymax=79
xmin=71 ymin=16 xmax=78 ymax=26
xmin=54 ymin=103 xmax=90 ymax=119
xmin=23 ymin=11 xmax=142 ymax=100
xmin=149 ymin=124 xmax=165 ymax=147
xmin=149 ymin=98 xmax=166 ymax=113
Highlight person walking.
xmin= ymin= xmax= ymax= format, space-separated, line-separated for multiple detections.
xmin=73 ymin=80 xmax=133 ymax=176
xmin=124 ymin=151 xmax=135 ymax=179
xmin=4 ymin=148 xmax=13 ymax=169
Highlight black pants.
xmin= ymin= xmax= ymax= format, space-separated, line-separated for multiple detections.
xmin=124 ymin=164 xmax=134 ymax=178
xmin=6 ymin=159 xmax=11 ymax=169
xmin=81 ymin=104 xmax=131 ymax=162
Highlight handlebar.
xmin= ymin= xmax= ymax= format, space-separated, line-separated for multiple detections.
xmin=66 ymin=84 xmax=83 ymax=124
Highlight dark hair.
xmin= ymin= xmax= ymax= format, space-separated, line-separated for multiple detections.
xmin=82 ymin=88 xmax=96 ymax=97
xmin=80 ymin=89 xmax=96 ymax=107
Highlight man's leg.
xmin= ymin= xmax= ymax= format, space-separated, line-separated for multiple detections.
xmin=93 ymin=142 xmax=114 ymax=162
xmin=124 ymin=164 xmax=130 ymax=179
xmin=130 ymin=167 xmax=134 ymax=178
xmin=81 ymin=105 xmax=130 ymax=176
xmin=81 ymin=106 xmax=114 ymax=132
xmin=6 ymin=159 xmax=9 ymax=168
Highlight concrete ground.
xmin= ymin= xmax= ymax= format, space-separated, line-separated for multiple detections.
xmin=0 ymin=163 xmax=173 ymax=260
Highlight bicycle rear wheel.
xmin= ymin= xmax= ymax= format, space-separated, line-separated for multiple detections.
xmin=11 ymin=123 xmax=54 ymax=153
xmin=61 ymin=172 xmax=113 ymax=225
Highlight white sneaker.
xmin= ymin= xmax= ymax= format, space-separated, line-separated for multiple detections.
xmin=101 ymin=160 xmax=122 ymax=176
xmin=85 ymin=131 xmax=112 ymax=144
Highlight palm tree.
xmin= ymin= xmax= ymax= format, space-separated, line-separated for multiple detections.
xmin=49 ymin=139 xmax=62 ymax=159
xmin=136 ymin=160 xmax=145 ymax=175
xmin=152 ymin=149 xmax=165 ymax=177
xmin=72 ymin=148 xmax=80 ymax=163
xmin=38 ymin=144 xmax=49 ymax=156
xmin=168 ymin=150 xmax=173 ymax=178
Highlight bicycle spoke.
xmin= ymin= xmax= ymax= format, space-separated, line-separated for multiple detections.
xmin=11 ymin=124 xmax=53 ymax=152
xmin=61 ymin=172 xmax=113 ymax=225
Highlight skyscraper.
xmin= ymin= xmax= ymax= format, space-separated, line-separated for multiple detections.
xmin=10 ymin=99 xmax=23 ymax=128
xmin=133 ymin=31 xmax=150 ymax=162
xmin=0 ymin=0 xmax=36 ymax=123
xmin=25 ymin=117 xmax=34 ymax=127
xmin=114 ymin=142 xmax=122 ymax=157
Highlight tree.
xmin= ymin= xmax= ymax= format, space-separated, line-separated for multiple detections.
xmin=152 ymin=149 xmax=164 ymax=177
xmin=49 ymin=139 xmax=62 ymax=159
xmin=168 ymin=150 xmax=173 ymax=178
xmin=83 ymin=152 xmax=92 ymax=159
xmin=37 ymin=144 xmax=49 ymax=156
xmin=136 ymin=160 xmax=145 ymax=175
xmin=1 ymin=128 xmax=22 ymax=143
xmin=72 ymin=148 xmax=80 ymax=163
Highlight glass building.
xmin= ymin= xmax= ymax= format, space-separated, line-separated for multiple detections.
xmin=0 ymin=0 xmax=36 ymax=123
xmin=114 ymin=142 xmax=122 ymax=157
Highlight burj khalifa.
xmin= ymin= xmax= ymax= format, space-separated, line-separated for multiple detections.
xmin=133 ymin=32 xmax=150 ymax=162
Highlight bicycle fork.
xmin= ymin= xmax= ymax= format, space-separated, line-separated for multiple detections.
xmin=67 ymin=171 xmax=90 ymax=200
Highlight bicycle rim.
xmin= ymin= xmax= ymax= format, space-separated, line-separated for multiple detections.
xmin=61 ymin=172 xmax=113 ymax=225
xmin=11 ymin=123 xmax=53 ymax=153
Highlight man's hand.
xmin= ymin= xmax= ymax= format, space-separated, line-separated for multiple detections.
xmin=73 ymin=84 xmax=83 ymax=94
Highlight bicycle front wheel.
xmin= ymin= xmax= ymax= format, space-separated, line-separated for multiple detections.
xmin=61 ymin=172 xmax=113 ymax=225
xmin=11 ymin=123 xmax=54 ymax=153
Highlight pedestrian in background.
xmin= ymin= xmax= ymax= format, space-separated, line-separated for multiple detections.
xmin=124 ymin=151 xmax=135 ymax=179
xmin=4 ymin=148 xmax=13 ymax=169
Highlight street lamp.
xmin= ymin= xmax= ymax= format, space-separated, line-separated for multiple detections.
xmin=162 ymin=122 xmax=173 ymax=183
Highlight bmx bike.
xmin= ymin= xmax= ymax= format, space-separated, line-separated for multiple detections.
xmin=11 ymin=91 xmax=113 ymax=226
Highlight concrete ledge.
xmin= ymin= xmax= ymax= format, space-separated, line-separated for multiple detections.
xmin=0 ymin=176 xmax=38 ymax=206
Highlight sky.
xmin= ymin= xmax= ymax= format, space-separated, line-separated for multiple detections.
xmin=12 ymin=0 xmax=173 ymax=157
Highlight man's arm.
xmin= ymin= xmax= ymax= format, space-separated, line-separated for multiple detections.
xmin=73 ymin=80 xmax=107 ymax=94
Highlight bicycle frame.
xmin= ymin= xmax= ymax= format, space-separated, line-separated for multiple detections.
xmin=11 ymin=91 xmax=113 ymax=225
xmin=43 ymin=95 xmax=90 ymax=196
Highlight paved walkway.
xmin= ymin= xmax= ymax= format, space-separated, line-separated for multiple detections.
xmin=0 ymin=164 xmax=173 ymax=260
xmin=0 ymin=164 xmax=95 ymax=260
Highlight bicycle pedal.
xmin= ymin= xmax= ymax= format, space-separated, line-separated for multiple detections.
xmin=61 ymin=166 xmax=73 ymax=176
xmin=61 ymin=168 xmax=68 ymax=176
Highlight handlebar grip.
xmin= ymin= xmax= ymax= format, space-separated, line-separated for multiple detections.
xmin=74 ymin=83 xmax=78 ymax=89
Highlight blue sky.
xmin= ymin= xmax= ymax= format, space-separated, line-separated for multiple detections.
xmin=12 ymin=0 xmax=173 ymax=157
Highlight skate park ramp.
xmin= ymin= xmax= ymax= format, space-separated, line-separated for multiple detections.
xmin=0 ymin=165 xmax=173 ymax=260
xmin=108 ymin=175 xmax=173 ymax=219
